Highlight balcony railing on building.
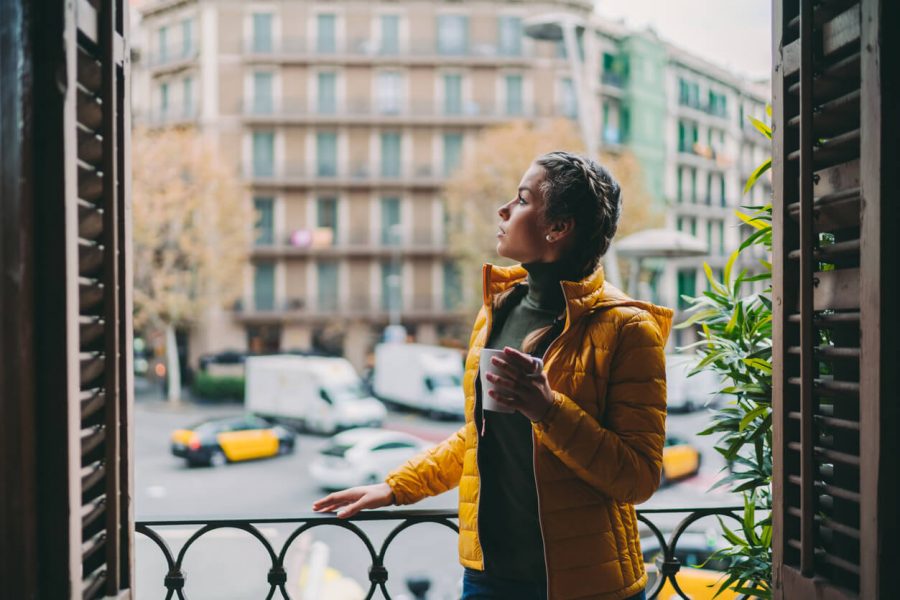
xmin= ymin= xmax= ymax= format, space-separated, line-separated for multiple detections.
xmin=244 ymin=162 xmax=448 ymax=189
xmin=145 ymin=43 xmax=200 ymax=69
xmin=241 ymin=36 xmax=534 ymax=62
xmin=251 ymin=227 xmax=448 ymax=258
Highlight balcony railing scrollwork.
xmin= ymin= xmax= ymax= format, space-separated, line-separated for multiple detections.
xmin=136 ymin=505 xmax=744 ymax=599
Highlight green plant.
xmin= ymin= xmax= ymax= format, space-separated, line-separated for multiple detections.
xmin=191 ymin=372 xmax=245 ymax=402
xmin=675 ymin=107 xmax=773 ymax=598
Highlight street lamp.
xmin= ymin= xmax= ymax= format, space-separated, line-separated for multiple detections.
xmin=523 ymin=13 xmax=624 ymax=287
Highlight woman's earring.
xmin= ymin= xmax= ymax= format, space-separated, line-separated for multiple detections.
xmin=545 ymin=235 xmax=554 ymax=242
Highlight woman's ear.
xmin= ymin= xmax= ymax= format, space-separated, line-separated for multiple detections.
xmin=548 ymin=218 xmax=575 ymax=243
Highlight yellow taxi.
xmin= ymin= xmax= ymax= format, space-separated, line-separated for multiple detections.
xmin=643 ymin=532 xmax=739 ymax=600
xmin=171 ymin=414 xmax=296 ymax=467
xmin=661 ymin=435 xmax=702 ymax=485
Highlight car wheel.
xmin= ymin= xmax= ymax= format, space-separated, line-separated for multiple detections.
xmin=278 ymin=441 xmax=294 ymax=455
xmin=208 ymin=449 xmax=227 ymax=468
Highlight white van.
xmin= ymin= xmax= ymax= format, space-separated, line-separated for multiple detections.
xmin=372 ymin=343 xmax=465 ymax=419
xmin=245 ymin=355 xmax=387 ymax=434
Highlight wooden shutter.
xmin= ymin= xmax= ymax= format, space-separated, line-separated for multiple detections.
xmin=772 ymin=1 xmax=898 ymax=598
xmin=78 ymin=1 xmax=134 ymax=597
xmin=1 ymin=0 xmax=133 ymax=597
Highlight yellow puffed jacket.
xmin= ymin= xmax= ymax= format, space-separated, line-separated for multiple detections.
xmin=386 ymin=263 xmax=673 ymax=599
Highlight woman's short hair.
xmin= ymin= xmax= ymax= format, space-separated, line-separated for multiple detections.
xmin=535 ymin=151 xmax=622 ymax=277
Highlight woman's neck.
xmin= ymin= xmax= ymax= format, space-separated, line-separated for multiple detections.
xmin=521 ymin=260 xmax=578 ymax=311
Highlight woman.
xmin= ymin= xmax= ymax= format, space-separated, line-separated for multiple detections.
xmin=313 ymin=151 xmax=672 ymax=600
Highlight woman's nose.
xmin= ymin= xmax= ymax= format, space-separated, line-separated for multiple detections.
xmin=497 ymin=202 xmax=510 ymax=218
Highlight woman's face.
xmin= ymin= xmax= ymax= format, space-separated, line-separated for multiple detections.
xmin=495 ymin=162 xmax=557 ymax=264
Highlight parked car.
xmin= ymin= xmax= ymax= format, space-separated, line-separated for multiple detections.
xmin=666 ymin=353 xmax=723 ymax=413
xmin=170 ymin=414 xmax=296 ymax=467
xmin=662 ymin=435 xmax=702 ymax=485
xmin=642 ymin=531 xmax=738 ymax=599
xmin=310 ymin=428 xmax=428 ymax=491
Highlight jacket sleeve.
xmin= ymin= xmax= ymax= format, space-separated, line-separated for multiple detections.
xmin=533 ymin=311 xmax=667 ymax=504
xmin=385 ymin=425 xmax=467 ymax=505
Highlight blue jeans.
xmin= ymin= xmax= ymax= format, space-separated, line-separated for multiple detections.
xmin=461 ymin=569 xmax=647 ymax=600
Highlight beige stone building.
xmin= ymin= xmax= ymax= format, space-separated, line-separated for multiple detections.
xmin=131 ymin=0 xmax=769 ymax=371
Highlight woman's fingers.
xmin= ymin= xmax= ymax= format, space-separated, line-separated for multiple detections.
xmin=486 ymin=371 xmax=521 ymax=392
xmin=312 ymin=488 xmax=363 ymax=512
xmin=502 ymin=346 xmax=538 ymax=371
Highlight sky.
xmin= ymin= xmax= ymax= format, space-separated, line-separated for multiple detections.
xmin=594 ymin=0 xmax=772 ymax=81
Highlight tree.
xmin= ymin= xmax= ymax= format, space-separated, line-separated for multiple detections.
xmin=443 ymin=118 xmax=661 ymax=314
xmin=132 ymin=126 xmax=252 ymax=402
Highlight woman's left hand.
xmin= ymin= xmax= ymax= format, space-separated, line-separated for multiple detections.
xmin=485 ymin=346 xmax=555 ymax=423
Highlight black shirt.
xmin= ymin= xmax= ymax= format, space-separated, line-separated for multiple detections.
xmin=478 ymin=261 xmax=573 ymax=583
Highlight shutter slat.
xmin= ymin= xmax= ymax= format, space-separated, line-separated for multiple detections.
xmin=783 ymin=6 xmax=861 ymax=77
xmin=787 ymin=239 xmax=860 ymax=261
xmin=80 ymin=389 xmax=105 ymax=421
xmin=79 ymin=316 xmax=105 ymax=347
xmin=76 ymin=86 xmax=103 ymax=130
xmin=80 ymin=425 xmax=105 ymax=457
xmin=78 ymin=239 xmax=104 ymax=276
xmin=787 ymin=187 xmax=860 ymax=231
xmin=81 ymin=460 xmax=105 ymax=493
xmin=79 ymin=277 xmax=104 ymax=312
xmin=78 ymin=200 xmax=104 ymax=240
xmin=81 ymin=495 xmax=105 ymax=530
xmin=77 ymin=127 xmax=104 ymax=164
xmin=79 ymin=352 xmax=105 ymax=385
xmin=787 ymin=129 xmax=861 ymax=169
xmin=787 ymin=345 xmax=860 ymax=360
xmin=788 ymin=412 xmax=861 ymax=431
xmin=82 ymin=565 xmax=106 ymax=600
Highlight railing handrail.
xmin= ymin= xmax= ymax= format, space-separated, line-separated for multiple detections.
xmin=136 ymin=505 xmax=749 ymax=600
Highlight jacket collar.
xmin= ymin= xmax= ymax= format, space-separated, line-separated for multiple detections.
xmin=482 ymin=262 xmax=674 ymax=341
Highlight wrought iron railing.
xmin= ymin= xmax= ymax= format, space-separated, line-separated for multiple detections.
xmin=137 ymin=506 xmax=744 ymax=600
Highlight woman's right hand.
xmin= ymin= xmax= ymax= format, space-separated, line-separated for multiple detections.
xmin=311 ymin=482 xmax=395 ymax=519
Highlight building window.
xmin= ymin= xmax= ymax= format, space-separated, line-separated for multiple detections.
xmin=252 ymin=13 xmax=273 ymax=53
xmin=254 ymin=197 xmax=275 ymax=245
xmin=182 ymin=76 xmax=193 ymax=116
xmin=677 ymin=167 xmax=684 ymax=203
xmin=160 ymin=82 xmax=169 ymax=116
xmin=380 ymin=132 xmax=402 ymax=178
xmin=560 ymin=78 xmax=577 ymax=118
xmin=317 ymin=14 xmax=337 ymax=54
xmin=158 ymin=25 xmax=169 ymax=63
xmin=381 ymin=261 xmax=402 ymax=312
xmin=380 ymin=197 xmax=401 ymax=245
xmin=443 ymin=261 xmax=462 ymax=309
xmin=376 ymin=71 xmax=403 ymax=115
xmin=678 ymin=120 xmax=698 ymax=153
xmin=720 ymin=175 xmax=727 ymax=207
xmin=316 ymin=197 xmax=338 ymax=246
xmin=181 ymin=19 xmax=193 ymax=57
xmin=677 ymin=269 xmax=696 ymax=309
xmin=443 ymin=74 xmax=462 ymax=115
xmin=252 ymin=131 xmax=275 ymax=177
xmin=498 ymin=16 xmax=522 ymax=56
xmin=317 ymin=71 xmax=337 ymax=114
xmin=443 ymin=133 xmax=463 ymax=176
xmin=380 ymin=15 xmax=400 ymax=54
xmin=253 ymin=71 xmax=273 ymax=114
xmin=317 ymin=261 xmax=339 ymax=310
xmin=706 ymin=219 xmax=714 ymax=253
xmin=437 ymin=15 xmax=468 ymax=55
xmin=602 ymin=101 xmax=621 ymax=144
xmin=690 ymin=168 xmax=698 ymax=203
xmin=505 ymin=74 xmax=523 ymax=116
xmin=717 ymin=219 xmax=726 ymax=255
xmin=316 ymin=132 xmax=337 ymax=177
xmin=254 ymin=262 xmax=276 ymax=310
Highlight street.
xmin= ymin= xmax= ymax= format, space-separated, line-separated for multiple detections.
xmin=134 ymin=392 xmax=741 ymax=599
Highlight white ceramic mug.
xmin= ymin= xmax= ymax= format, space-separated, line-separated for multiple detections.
xmin=479 ymin=348 xmax=515 ymax=413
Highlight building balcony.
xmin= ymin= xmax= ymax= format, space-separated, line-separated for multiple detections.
xmin=601 ymin=71 xmax=628 ymax=89
xmin=233 ymin=293 xmax=468 ymax=325
xmin=241 ymin=36 xmax=536 ymax=67
xmin=251 ymin=228 xmax=449 ymax=259
xmin=244 ymin=163 xmax=446 ymax=190
xmin=136 ymin=505 xmax=746 ymax=599
xmin=239 ymin=98 xmax=536 ymax=127
xmin=144 ymin=44 xmax=199 ymax=74
xmin=138 ymin=106 xmax=200 ymax=128
xmin=676 ymin=99 xmax=730 ymax=122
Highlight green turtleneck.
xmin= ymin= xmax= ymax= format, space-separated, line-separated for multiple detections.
xmin=478 ymin=260 xmax=574 ymax=583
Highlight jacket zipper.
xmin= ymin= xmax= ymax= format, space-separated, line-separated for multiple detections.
xmin=532 ymin=280 xmax=572 ymax=597
xmin=474 ymin=268 xmax=495 ymax=572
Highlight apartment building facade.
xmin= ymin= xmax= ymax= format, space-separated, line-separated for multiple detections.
xmin=132 ymin=0 xmax=769 ymax=370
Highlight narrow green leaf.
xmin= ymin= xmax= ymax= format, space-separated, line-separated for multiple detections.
xmin=748 ymin=116 xmax=772 ymax=140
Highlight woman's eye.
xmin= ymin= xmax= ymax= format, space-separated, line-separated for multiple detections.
xmin=517 ymin=196 xmax=526 ymax=204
